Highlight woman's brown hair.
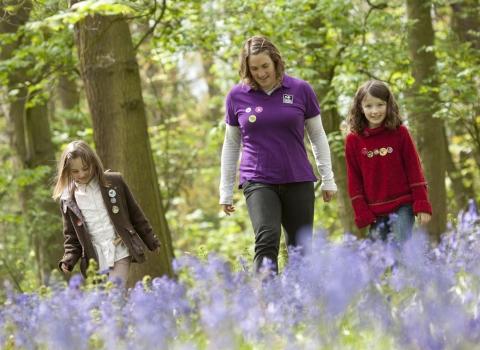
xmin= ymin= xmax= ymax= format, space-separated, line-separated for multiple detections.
xmin=239 ymin=35 xmax=286 ymax=90
xmin=346 ymin=80 xmax=403 ymax=134
xmin=52 ymin=140 xmax=108 ymax=200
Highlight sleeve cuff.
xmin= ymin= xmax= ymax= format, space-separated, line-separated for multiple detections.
xmin=150 ymin=240 xmax=161 ymax=251
xmin=413 ymin=201 xmax=433 ymax=216
xmin=59 ymin=256 xmax=76 ymax=272
xmin=219 ymin=196 xmax=233 ymax=205
xmin=354 ymin=210 xmax=377 ymax=229
xmin=320 ymin=179 xmax=337 ymax=191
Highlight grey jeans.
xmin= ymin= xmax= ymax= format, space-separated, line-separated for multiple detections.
xmin=369 ymin=204 xmax=415 ymax=243
xmin=242 ymin=180 xmax=315 ymax=274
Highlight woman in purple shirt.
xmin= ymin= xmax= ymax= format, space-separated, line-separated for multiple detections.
xmin=219 ymin=35 xmax=337 ymax=274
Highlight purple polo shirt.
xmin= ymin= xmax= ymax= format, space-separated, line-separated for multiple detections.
xmin=225 ymin=74 xmax=321 ymax=187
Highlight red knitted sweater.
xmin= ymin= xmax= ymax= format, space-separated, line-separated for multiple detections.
xmin=345 ymin=124 xmax=432 ymax=229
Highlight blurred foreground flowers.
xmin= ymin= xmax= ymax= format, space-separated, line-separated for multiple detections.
xmin=1 ymin=204 xmax=480 ymax=349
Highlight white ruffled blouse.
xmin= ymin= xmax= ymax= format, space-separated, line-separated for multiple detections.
xmin=74 ymin=177 xmax=130 ymax=272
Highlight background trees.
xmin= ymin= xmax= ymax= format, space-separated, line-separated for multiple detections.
xmin=0 ymin=0 xmax=478 ymax=289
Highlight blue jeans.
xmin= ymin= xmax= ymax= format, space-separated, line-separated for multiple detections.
xmin=369 ymin=204 xmax=415 ymax=243
xmin=242 ymin=180 xmax=315 ymax=274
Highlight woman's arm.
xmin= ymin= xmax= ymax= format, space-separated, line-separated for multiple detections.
xmin=219 ymin=124 xmax=241 ymax=207
xmin=305 ymin=115 xmax=337 ymax=192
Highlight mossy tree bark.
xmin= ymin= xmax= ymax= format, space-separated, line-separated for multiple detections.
xmin=406 ymin=0 xmax=447 ymax=241
xmin=307 ymin=13 xmax=361 ymax=238
xmin=71 ymin=2 xmax=174 ymax=285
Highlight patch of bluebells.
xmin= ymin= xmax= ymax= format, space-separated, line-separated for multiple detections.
xmin=1 ymin=203 xmax=480 ymax=349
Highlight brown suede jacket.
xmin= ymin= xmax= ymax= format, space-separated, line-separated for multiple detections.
xmin=58 ymin=172 xmax=161 ymax=277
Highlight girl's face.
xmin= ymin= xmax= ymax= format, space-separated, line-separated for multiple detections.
xmin=248 ymin=52 xmax=277 ymax=91
xmin=69 ymin=157 xmax=93 ymax=184
xmin=361 ymin=93 xmax=387 ymax=129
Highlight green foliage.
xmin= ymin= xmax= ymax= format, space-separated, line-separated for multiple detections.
xmin=0 ymin=159 xmax=62 ymax=292
xmin=1 ymin=0 xmax=479 ymax=288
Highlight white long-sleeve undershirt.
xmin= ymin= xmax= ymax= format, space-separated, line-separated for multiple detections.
xmin=219 ymin=114 xmax=337 ymax=205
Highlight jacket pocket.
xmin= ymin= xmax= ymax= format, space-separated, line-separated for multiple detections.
xmin=125 ymin=226 xmax=145 ymax=255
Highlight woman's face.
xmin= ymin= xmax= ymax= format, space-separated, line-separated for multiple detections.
xmin=248 ymin=52 xmax=277 ymax=91
xmin=69 ymin=157 xmax=94 ymax=184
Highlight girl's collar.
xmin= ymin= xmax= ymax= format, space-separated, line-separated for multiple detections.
xmin=362 ymin=123 xmax=387 ymax=137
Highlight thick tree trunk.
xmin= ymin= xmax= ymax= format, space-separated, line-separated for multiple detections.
xmin=306 ymin=13 xmax=361 ymax=237
xmin=406 ymin=0 xmax=447 ymax=241
xmin=72 ymin=7 xmax=174 ymax=285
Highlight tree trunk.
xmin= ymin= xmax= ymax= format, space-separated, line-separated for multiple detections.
xmin=406 ymin=0 xmax=447 ymax=241
xmin=306 ymin=12 xmax=361 ymax=237
xmin=322 ymin=108 xmax=361 ymax=237
xmin=1 ymin=1 xmax=63 ymax=284
xmin=57 ymin=74 xmax=83 ymax=137
xmin=58 ymin=74 xmax=80 ymax=110
xmin=71 ymin=5 xmax=174 ymax=285
xmin=0 ymin=2 xmax=30 ymax=172
xmin=201 ymin=52 xmax=223 ymax=122
xmin=448 ymin=0 xmax=480 ymax=208
xmin=443 ymin=126 xmax=473 ymax=212
xmin=450 ymin=0 xmax=480 ymax=52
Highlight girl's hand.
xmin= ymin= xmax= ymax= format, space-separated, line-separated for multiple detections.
xmin=222 ymin=204 xmax=235 ymax=216
xmin=322 ymin=191 xmax=336 ymax=203
xmin=417 ymin=212 xmax=432 ymax=226
xmin=153 ymin=246 xmax=160 ymax=254
xmin=61 ymin=263 xmax=70 ymax=274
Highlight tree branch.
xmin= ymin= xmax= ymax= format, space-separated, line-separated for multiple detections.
xmin=133 ymin=0 xmax=166 ymax=51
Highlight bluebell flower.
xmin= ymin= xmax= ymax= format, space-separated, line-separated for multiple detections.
xmin=68 ymin=274 xmax=84 ymax=289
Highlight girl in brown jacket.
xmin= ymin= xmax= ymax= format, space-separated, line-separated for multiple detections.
xmin=53 ymin=140 xmax=161 ymax=286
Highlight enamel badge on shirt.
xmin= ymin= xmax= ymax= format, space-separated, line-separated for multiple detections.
xmin=283 ymin=94 xmax=293 ymax=104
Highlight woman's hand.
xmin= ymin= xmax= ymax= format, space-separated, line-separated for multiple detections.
xmin=322 ymin=190 xmax=336 ymax=203
xmin=222 ymin=204 xmax=235 ymax=216
xmin=417 ymin=212 xmax=431 ymax=226
xmin=61 ymin=263 xmax=70 ymax=274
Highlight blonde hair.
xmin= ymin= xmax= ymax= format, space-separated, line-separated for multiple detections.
xmin=52 ymin=140 xmax=108 ymax=199
xmin=239 ymin=35 xmax=286 ymax=90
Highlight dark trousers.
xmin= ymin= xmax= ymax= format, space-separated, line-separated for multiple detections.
xmin=242 ymin=180 xmax=315 ymax=274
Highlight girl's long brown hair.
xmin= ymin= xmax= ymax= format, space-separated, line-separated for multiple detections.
xmin=52 ymin=140 xmax=108 ymax=200
xmin=346 ymin=80 xmax=403 ymax=134
xmin=239 ymin=35 xmax=286 ymax=90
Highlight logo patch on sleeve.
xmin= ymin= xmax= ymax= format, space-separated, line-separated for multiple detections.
xmin=283 ymin=94 xmax=293 ymax=104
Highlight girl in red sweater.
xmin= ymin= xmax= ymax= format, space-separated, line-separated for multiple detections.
xmin=345 ymin=80 xmax=432 ymax=242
